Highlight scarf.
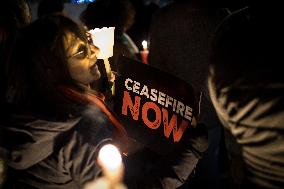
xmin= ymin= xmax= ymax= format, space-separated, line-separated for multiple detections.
xmin=58 ymin=85 xmax=128 ymax=154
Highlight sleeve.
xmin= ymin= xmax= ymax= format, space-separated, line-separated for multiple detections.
xmin=59 ymin=116 xmax=115 ymax=188
xmin=124 ymin=123 xmax=208 ymax=189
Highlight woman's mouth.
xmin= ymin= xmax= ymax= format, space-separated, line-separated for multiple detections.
xmin=90 ymin=64 xmax=101 ymax=79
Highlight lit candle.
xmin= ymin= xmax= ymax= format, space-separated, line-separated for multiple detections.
xmin=140 ymin=40 xmax=149 ymax=64
xmin=97 ymin=144 xmax=125 ymax=188
xmin=83 ymin=144 xmax=126 ymax=189
xmin=89 ymin=27 xmax=115 ymax=94
xmin=89 ymin=27 xmax=115 ymax=60
xmin=142 ymin=40 xmax=148 ymax=50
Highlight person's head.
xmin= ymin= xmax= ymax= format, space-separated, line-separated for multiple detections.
xmin=0 ymin=0 xmax=31 ymax=29
xmin=210 ymin=7 xmax=284 ymax=89
xmin=37 ymin=0 xmax=64 ymax=18
xmin=80 ymin=0 xmax=135 ymax=34
xmin=8 ymin=15 xmax=100 ymax=117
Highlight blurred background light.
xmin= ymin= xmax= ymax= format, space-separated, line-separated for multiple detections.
xmin=71 ymin=0 xmax=95 ymax=4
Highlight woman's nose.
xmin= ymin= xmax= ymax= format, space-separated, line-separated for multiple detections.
xmin=90 ymin=44 xmax=99 ymax=59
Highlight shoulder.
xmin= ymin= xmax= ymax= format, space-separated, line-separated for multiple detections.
xmin=69 ymin=106 xmax=113 ymax=144
xmin=57 ymin=106 xmax=114 ymax=162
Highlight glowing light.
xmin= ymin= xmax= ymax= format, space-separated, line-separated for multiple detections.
xmin=98 ymin=144 xmax=122 ymax=171
xmin=142 ymin=40 xmax=148 ymax=50
xmin=72 ymin=0 xmax=95 ymax=4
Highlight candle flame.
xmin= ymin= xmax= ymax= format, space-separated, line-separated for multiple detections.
xmin=142 ymin=40 xmax=148 ymax=50
xmin=98 ymin=144 xmax=122 ymax=171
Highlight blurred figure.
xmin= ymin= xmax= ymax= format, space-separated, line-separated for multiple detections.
xmin=209 ymin=6 xmax=284 ymax=189
xmin=148 ymin=0 xmax=228 ymax=188
xmin=128 ymin=0 xmax=159 ymax=47
xmin=37 ymin=0 xmax=64 ymax=18
xmin=0 ymin=156 xmax=5 ymax=189
xmin=0 ymin=0 xmax=31 ymax=103
xmin=0 ymin=1 xmax=31 ymax=187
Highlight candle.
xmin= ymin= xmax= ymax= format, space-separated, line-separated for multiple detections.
xmin=142 ymin=40 xmax=147 ymax=50
xmin=89 ymin=27 xmax=115 ymax=94
xmin=89 ymin=27 xmax=115 ymax=60
xmin=140 ymin=40 xmax=149 ymax=64
xmin=98 ymin=144 xmax=124 ymax=185
xmin=84 ymin=144 xmax=126 ymax=189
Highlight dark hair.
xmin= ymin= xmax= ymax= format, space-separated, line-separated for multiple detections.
xmin=210 ymin=7 xmax=284 ymax=89
xmin=80 ymin=0 xmax=135 ymax=34
xmin=7 ymin=15 xmax=88 ymax=119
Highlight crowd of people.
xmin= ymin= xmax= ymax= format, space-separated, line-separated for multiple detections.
xmin=0 ymin=0 xmax=283 ymax=189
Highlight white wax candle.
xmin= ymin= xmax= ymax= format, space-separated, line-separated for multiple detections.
xmin=89 ymin=27 xmax=115 ymax=59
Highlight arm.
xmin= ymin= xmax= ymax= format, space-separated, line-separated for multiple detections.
xmin=124 ymin=123 xmax=208 ymax=189
xmin=59 ymin=113 xmax=116 ymax=188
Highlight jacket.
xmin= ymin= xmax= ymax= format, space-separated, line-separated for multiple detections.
xmin=209 ymin=77 xmax=284 ymax=189
xmin=208 ymin=7 xmax=284 ymax=188
xmin=0 ymin=103 xmax=208 ymax=189
xmin=0 ymin=104 xmax=114 ymax=189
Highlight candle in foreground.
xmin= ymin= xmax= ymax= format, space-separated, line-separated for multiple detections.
xmin=98 ymin=144 xmax=124 ymax=184
xmin=83 ymin=144 xmax=126 ymax=189
xmin=98 ymin=144 xmax=122 ymax=171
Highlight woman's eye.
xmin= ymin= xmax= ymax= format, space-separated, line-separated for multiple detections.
xmin=74 ymin=45 xmax=88 ymax=59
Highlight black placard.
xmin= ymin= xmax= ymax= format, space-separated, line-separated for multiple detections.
xmin=114 ymin=56 xmax=199 ymax=155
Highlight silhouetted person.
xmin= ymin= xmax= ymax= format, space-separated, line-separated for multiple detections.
xmin=128 ymin=0 xmax=159 ymax=47
xmin=209 ymin=6 xmax=284 ymax=189
xmin=148 ymin=0 xmax=228 ymax=188
xmin=0 ymin=0 xmax=31 ymax=103
xmin=0 ymin=1 xmax=31 ymax=187
xmin=37 ymin=0 xmax=64 ymax=18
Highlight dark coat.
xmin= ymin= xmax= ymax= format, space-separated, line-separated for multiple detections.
xmin=148 ymin=2 xmax=227 ymax=127
xmin=148 ymin=3 xmax=228 ymax=188
xmin=0 ymin=105 xmax=113 ymax=189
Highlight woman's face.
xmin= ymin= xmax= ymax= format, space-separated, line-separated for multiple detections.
xmin=64 ymin=32 xmax=101 ymax=86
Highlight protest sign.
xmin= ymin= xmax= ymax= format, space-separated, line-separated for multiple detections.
xmin=114 ymin=56 xmax=199 ymax=154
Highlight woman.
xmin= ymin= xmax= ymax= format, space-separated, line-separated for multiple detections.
xmin=0 ymin=15 xmax=207 ymax=189
xmin=1 ymin=14 xmax=127 ymax=189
